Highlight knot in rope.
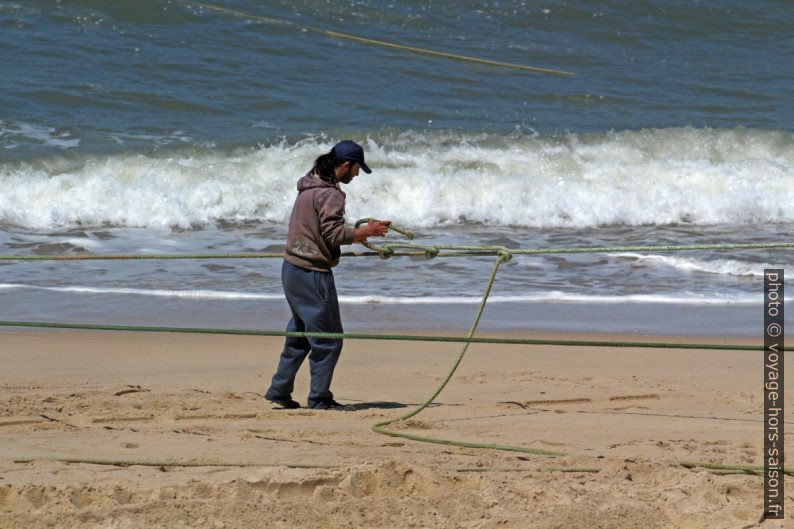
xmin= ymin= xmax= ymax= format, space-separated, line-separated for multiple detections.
xmin=424 ymin=247 xmax=439 ymax=259
xmin=377 ymin=245 xmax=395 ymax=260
xmin=494 ymin=247 xmax=513 ymax=262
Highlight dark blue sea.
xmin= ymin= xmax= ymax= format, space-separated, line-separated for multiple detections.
xmin=1 ymin=0 xmax=793 ymax=336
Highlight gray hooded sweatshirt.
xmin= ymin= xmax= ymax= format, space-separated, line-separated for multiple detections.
xmin=283 ymin=172 xmax=355 ymax=271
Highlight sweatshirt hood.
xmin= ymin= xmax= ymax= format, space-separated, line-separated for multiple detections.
xmin=297 ymin=172 xmax=340 ymax=193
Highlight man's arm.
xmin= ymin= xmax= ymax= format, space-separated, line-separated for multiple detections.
xmin=317 ymin=190 xmax=355 ymax=246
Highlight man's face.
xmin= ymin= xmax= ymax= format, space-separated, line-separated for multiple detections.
xmin=338 ymin=162 xmax=360 ymax=184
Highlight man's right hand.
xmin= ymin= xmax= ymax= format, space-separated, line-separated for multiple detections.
xmin=354 ymin=219 xmax=391 ymax=243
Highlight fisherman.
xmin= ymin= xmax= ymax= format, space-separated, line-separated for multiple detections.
xmin=265 ymin=140 xmax=391 ymax=410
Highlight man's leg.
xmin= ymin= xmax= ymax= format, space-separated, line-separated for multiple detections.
xmin=265 ymin=261 xmax=313 ymax=403
xmin=306 ymin=271 xmax=344 ymax=408
xmin=265 ymin=307 xmax=310 ymax=401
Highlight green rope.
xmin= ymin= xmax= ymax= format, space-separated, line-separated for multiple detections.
xmin=173 ymin=0 xmax=575 ymax=76
xmin=510 ymin=241 xmax=794 ymax=255
xmin=679 ymin=461 xmax=794 ymax=476
xmin=10 ymin=456 xmax=339 ymax=469
xmin=371 ymin=250 xmax=567 ymax=456
xmin=10 ymin=456 xmax=598 ymax=473
xmin=366 ymin=240 xmax=794 ymax=260
xmin=455 ymin=466 xmax=601 ymax=473
xmin=0 ymin=321 xmax=764 ymax=351
xmin=2 ymin=240 xmax=792 ymax=261
xmin=0 ymin=252 xmax=285 ymax=261
xmin=10 ymin=456 xmax=788 ymax=477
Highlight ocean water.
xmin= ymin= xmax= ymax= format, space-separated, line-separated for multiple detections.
xmin=1 ymin=1 xmax=793 ymax=336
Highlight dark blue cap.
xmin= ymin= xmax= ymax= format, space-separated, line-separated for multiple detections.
xmin=332 ymin=140 xmax=372 ymax=174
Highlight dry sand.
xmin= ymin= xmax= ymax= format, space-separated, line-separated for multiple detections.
xmin=0 ymin=329 xmax=790 ymax=528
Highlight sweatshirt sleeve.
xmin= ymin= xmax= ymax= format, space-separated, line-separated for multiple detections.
xmin=316 ymin=189 xmax=355 ymax=246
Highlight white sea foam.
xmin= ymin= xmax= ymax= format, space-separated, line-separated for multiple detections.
xmin=1 ymin=127 xmax=792 ymax=229
xmin=0 ymin=122 xmax=80 ymax=149
xmin=341 ymin=293 xmax=767 ymax=305
xmin=0 ymin=283 xmax=282 ymax=300
xmin=0 ymin=283 xmax=771 ymax=305
xmin=609 ymin=253 xmax=775 ymax=277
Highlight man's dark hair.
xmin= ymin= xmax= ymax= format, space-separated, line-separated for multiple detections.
xmin=312 ymin=150 xmax=341 ymax=185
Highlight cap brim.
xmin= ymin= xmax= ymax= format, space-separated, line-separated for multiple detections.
xmin=360 ymin=161 xmax=372 ymax=174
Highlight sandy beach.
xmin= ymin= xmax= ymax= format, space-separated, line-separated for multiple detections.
xmin=4 ymin=1 xmax=793 ymax=528
xmin=0 ymin=328 xmax=789 ymax=528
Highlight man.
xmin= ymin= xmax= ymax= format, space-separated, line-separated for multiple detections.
xmin=265 ymin=140 xmax=391 ymax=410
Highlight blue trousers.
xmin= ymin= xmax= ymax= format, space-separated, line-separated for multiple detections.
xmin=265 ymin=260 xmax=343 ymax=407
